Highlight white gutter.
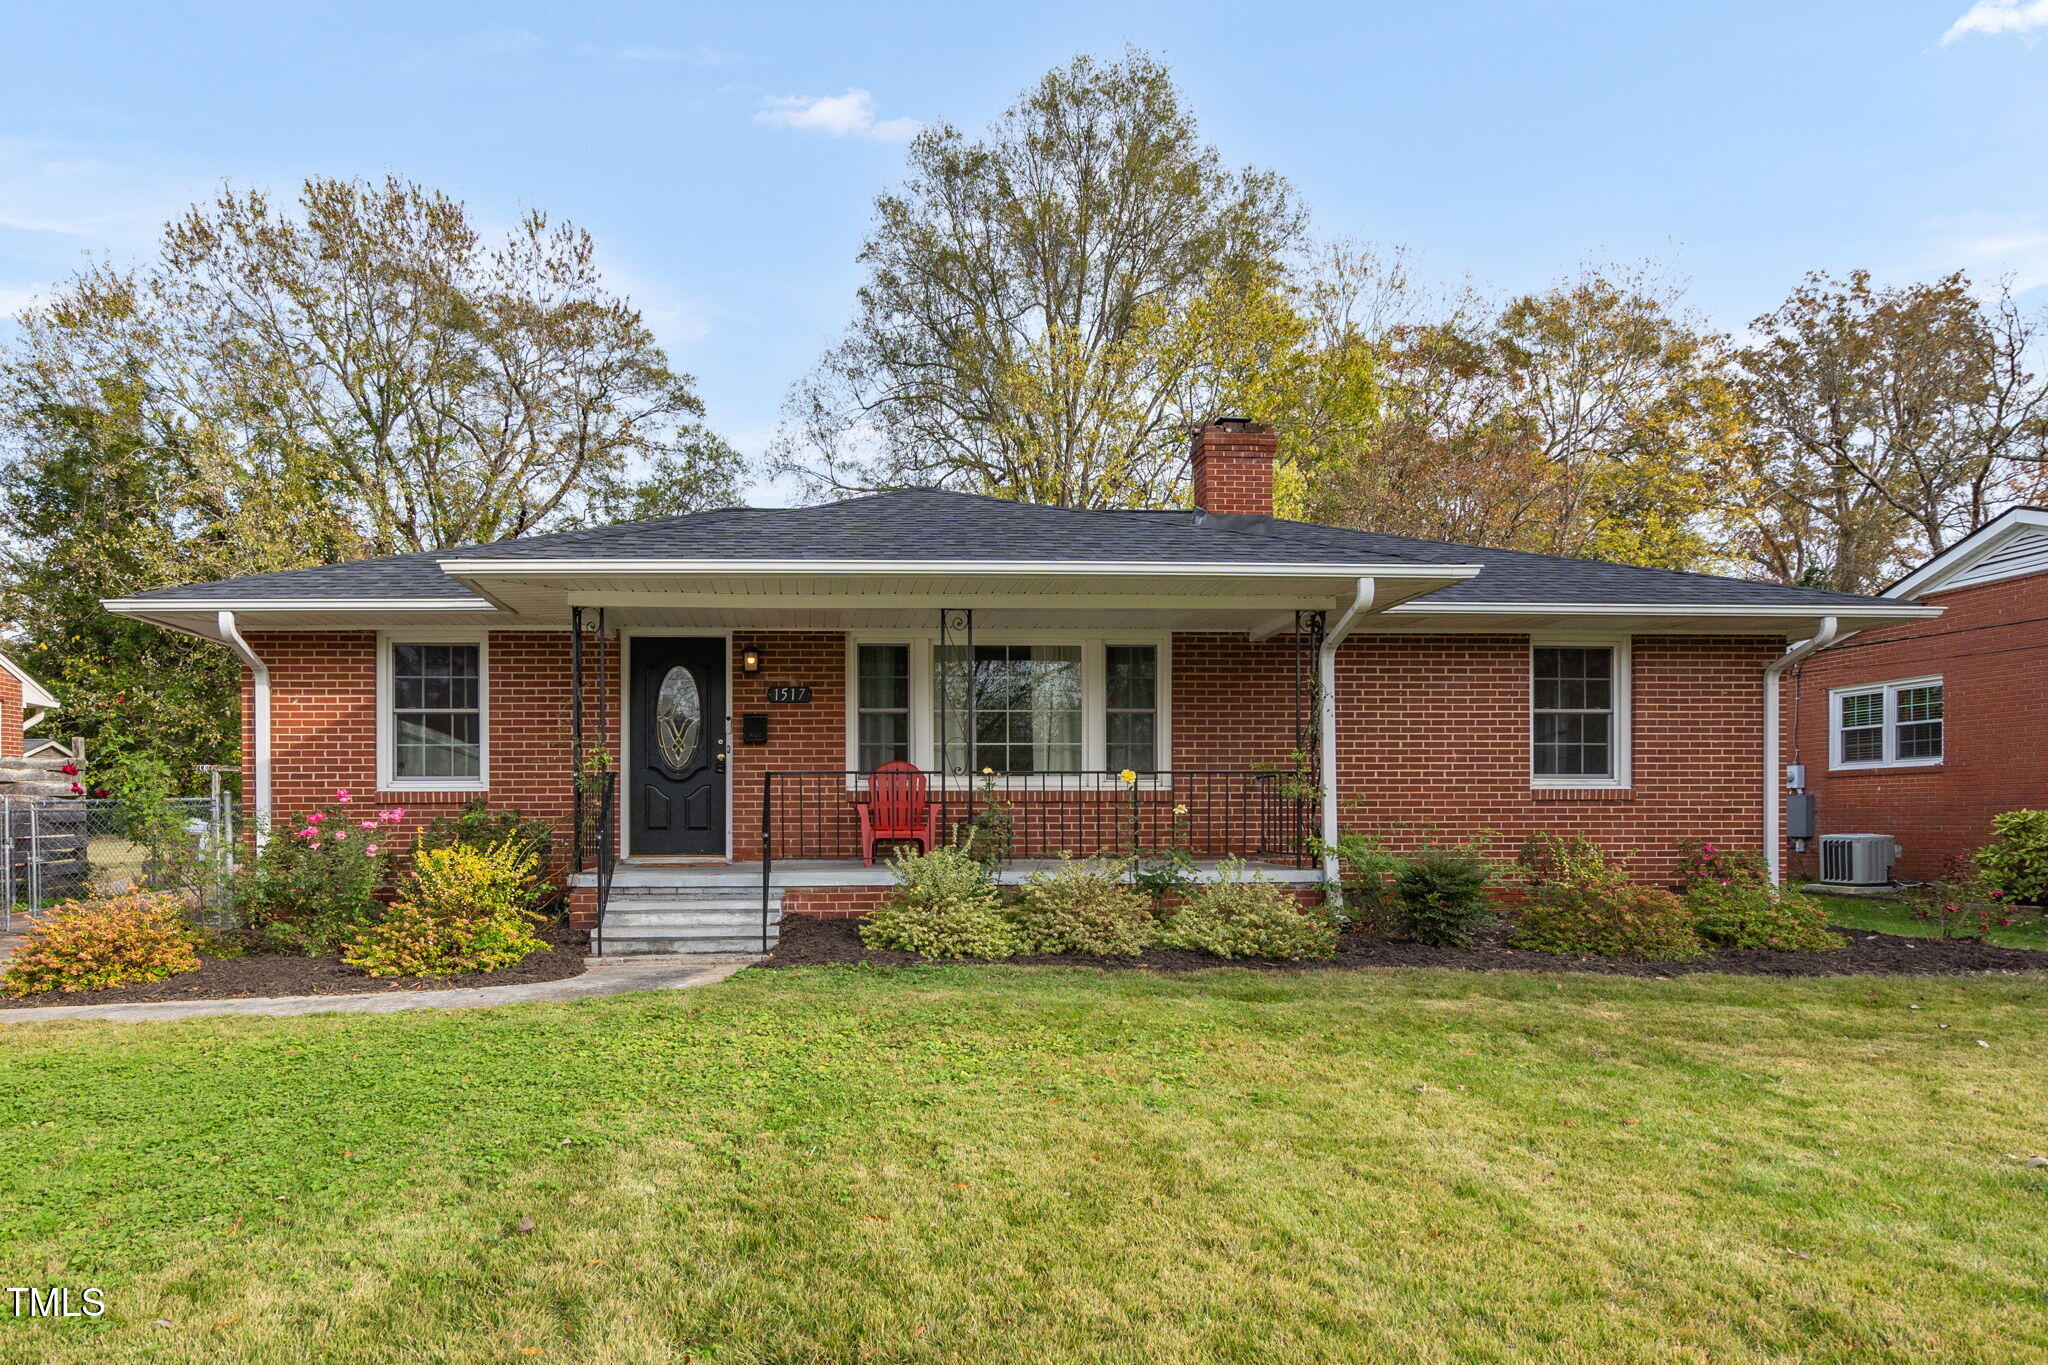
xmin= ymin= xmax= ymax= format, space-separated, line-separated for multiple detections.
xmin=1762 ymin=616 xmax=1837 ymax=884
xmin=1320 ymin=578 xmax=1377 ymax=901
xmin=216 ymin=611 xmax=272 ymax=844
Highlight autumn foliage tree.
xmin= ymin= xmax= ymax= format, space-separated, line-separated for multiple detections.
xmin=0 ymin=175 xmax=744 ymax=780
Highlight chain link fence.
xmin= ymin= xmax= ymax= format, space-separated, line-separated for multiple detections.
xmin=0 ymin=793 xmax=238 ymax=934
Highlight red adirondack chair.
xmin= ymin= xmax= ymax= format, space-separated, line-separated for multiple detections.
xmin=859 ymin=760 xmax=940 ymax=865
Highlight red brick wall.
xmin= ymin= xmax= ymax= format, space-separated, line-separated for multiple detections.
xmin=0 ymin=668 xmax=22 ymax=759
xmin=1334 ymin=633 xmax=1780 ymax=880
xmin=238 ymin=627 xmax=1781 ymax=887
xmin=1788 ymin=570 xmax=2048 ymax=882
xmin=242 ymin=630 xmax=619 ymax=870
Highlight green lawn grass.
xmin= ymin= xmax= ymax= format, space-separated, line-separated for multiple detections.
xmin=4 ymin=964 xmax=2047 ymax=1363
xmin=1810 ymin=891 xmax=2048 ymax=950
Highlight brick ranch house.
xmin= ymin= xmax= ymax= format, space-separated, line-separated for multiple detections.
xmin=1787 ymin=506 xmax=2048 ymax=884
xmin=104 ymin=420 xmax=1933 ymax=954
xmin=0 ymin=652 xmax=59 ymax=761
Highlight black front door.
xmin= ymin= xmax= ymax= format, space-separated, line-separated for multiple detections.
xmin=631 ymin=638 xmax=727 ymax=855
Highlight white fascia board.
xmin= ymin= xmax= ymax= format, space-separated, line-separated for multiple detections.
xmin=101 ymin=596 xmax=497 ymax=614
xmin=437 ymin=557 xmax=1485 ymax=581
xmin=1884 ymin=507 xmax=2048 ymax=599
xmin=1382 ymin=600 xmax=1943 ymax=620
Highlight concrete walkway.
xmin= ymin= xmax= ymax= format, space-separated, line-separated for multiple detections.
xmin=0 ymin=956 xmax=756 ymax=1025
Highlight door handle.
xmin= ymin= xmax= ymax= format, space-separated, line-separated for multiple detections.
xmin=714 ymin=738 xmax=727 ymax=773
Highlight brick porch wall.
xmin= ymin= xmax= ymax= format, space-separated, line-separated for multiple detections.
xmin=1787 ymin=570 xmax=2048 ymax=882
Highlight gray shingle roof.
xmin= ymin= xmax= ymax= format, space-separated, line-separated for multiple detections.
xmin=114 ymin=488 xmax=1899 ymax=610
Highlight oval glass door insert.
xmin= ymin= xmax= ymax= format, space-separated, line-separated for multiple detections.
xmin=656 ymin=666 xmax=703 ymax=769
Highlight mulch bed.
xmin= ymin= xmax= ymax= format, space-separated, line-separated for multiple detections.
xmin=763 ymin=914 xmax=2048 ymax=978
xmin=0 ymin=922 xmax=590 ymax=1009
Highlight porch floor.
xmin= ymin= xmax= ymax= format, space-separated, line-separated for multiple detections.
xmin=571 ymin=857 xmax=1323 ymax=891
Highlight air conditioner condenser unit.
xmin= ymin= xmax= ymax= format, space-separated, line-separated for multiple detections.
xmin=1819 ymin=834 xmax=1896 ymax=886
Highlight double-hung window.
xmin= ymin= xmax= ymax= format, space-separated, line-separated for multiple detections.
xmin=1831 ymin=678 xmax=1942 ymax=769
xmin=1531 ymin=643 xmax=1629 ymax=786
xmin=847 ymin=637 xmax=1165 ymax=776
xmin=379 ymin=636 xmax=487 ymax=788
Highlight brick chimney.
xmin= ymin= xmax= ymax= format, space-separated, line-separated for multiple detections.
xmin=1189 ymin=416 xmax=1277 ymax=516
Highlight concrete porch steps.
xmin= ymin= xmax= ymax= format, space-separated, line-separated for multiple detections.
xmin=595 ymin=889 xmax=782 ymax=958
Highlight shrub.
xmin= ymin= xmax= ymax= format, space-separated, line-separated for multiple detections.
xmin=2 ymin=891 xmax=203 ymax=997
xmin=343 ymin=840 xmax=547 ymax=978
xmin=1684 ymin=880 xmax=1843 ymax=952
xmin=1673 ymin=838 xmax=1770 ymax=890
xmin=1393 ymin=850 xmax=1495 ymax=947
xmin=1900 ymin=864 xmax=2029 ymax=941
xmin=859 ymin=843 xmax=1022 ymax=959
xmin=1327 ymin=830 xmax=1407 ymax=933
xmin=414 ymin=798 xmax=555 ymax=871
xmin=1157 ymin=860 xmax=1338 ymax=961
xmin=1012 ymin=859 xmax=1157 ymax=956
xmin=1513 ymin=833 xmax=1706 ymax=961
xmin=239 ymin=791 xmax=400 ymax=954
xmin=1974 ymin=810 xmax=2048 ymax=905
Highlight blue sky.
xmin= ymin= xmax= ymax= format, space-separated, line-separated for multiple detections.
xmin=2 ymin=1 xmax=2044 ymax=502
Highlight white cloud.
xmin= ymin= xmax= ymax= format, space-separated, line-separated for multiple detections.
xmin=1916 ymin=212 xmax=2048 ymax=295
xmin=1943 ymin=0 xmax=2048 ymax=44
xmin=754 ymin=89 xmax=918 ymax=142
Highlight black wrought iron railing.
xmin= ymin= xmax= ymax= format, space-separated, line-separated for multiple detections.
xmin=758 ymin=768 xmax=1311 ymax=868
xmin=580 ymin=770 xmax=618 ymax=956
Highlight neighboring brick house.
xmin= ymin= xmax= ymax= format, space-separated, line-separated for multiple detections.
xmin=1787 ymin=507 xmax=2048 ymax=884
xmin=105 ymin=419 xmax=1933 ymax=953
xmin=0 ymin=652 xmax=59 ymax=760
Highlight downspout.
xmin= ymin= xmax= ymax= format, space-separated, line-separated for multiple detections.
xmin=1762 ymin=616 xmax=1837 ymax=885
xmin=1320 ymin=578 xmax=1376 ymax=901
xmin=217 ymin=611 xmax=273 ymax=845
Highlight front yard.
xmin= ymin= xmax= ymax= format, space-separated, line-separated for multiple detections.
xmin=3 ymin=964 xmax=2046 ymax=1363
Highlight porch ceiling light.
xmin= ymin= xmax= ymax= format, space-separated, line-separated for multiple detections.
xmin=741 ymin=645 xmax=761 ymax=674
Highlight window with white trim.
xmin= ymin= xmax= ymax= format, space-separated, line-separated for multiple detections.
xmin=844 ymin=636 xmax=1166 ymax=777
xmin=1831 ymin=678 xmax=1942 ymax=769
xmin=379 ymin=637 xmax=487 ymax=788
xmin=855 ymin=643 xmax=911 ymax=772
xmin=1531 ymin=643 xmax=1629 ymax=786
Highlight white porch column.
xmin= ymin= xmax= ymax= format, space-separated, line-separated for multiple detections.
xmin=1320 ymin=579 xmax=1376 ymax=900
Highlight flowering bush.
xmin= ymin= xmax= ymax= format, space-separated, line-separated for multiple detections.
xmin=343 ymin=840 xmax=546 ymax=978
xmin=1673 ymin=838 xmax=1770 ymax=890
xmin=859 ymin=843 xmax=1021 ymax=959
xmin=1011 ymin=859 xmax=1157 ymax=956
xmin=1513 ymin=833 xmax=1706 ymax=960
xmin=2 ymin=891 xmax=203 ymax=997
xmin=1157 ymin=860 xmax=1338 ymax=960
xmin=1672 ymin=838 xmax=1840 ymax=952
xmin=1973 ymin=810 xmax=2048 ymax=905
xmin=239 ymin=792 xmax=403 ymax=954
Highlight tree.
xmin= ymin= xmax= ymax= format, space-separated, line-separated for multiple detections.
xmin=1298 ymin=263 xmax=1740 ymax=570
xmin=0 ymin=175 xmax=745 ymax=782
xmin=772 ymin=48 xmax=1307 ymax=507
xmin=1728 ymin=271 xmax=2048 ymax=593
xmin=6 ymin=175 xmax=742 ymax=555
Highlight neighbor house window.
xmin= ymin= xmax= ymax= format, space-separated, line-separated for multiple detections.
xmin=855 ymin=643 xmax=911 ymax=772
xmin=1531 ymin=643 xmax=1628 ymax=785
xmin=380 ymin=637 xmax=487 ymax=787
xmin=1831 ymin=678 xmax=1942 ymax=769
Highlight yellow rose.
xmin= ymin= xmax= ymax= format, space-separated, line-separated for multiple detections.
xmin=1118 ymin=769 xmax=1138 ymax=784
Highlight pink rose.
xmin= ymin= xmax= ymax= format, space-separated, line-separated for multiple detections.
xmin=296 ymin=827 xmax=318 ymax=839
xmin=70 ymin=783 xmax=83 ymax=795
xmin=333 ymin=829 xmax=347 ymax=841
xmin=61 ymin=763 xmax=77 ymax=775
xmin=308 ymin=811 xmax=326 ymax=824
xmin=336 ymin=788 xmax=352 ymax=803
xmin=360 ymin=820 xmax=378 ymax=830
xmin=366 ymin=844 xmax=379 ymax=857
